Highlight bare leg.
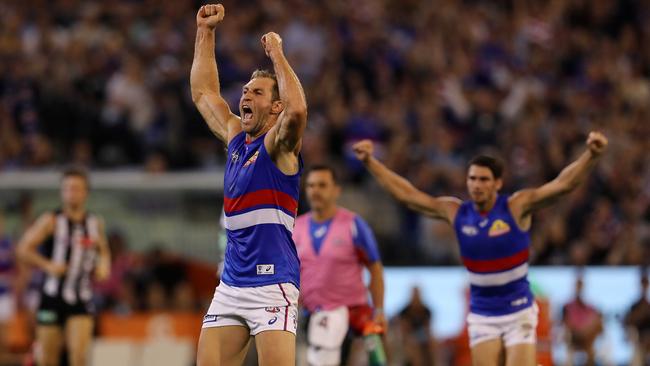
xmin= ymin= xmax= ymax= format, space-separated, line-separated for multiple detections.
xmin=505 ymin=343 xmax=536 ymax=366
xmin=36 ymin=325 xmax=63 ymax=366
xmin=255 ymin=330 xmax=296 ymax=366
xmin=471 ymin=338 xmax=504 ymax=366
xmin=197 ymin=326 xmax=251 ymax=366
xmin=65 ymin=316 xmax=94 ymax=366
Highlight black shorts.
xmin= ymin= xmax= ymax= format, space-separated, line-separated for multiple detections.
xmin=36 ymin=294 xmax=95 ymax=326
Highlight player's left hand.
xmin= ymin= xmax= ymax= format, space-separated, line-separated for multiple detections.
xmin=586 ymin=131 xmax=608 ymax=157
xmin=261 ymin=32 xmax=283 ymax=58
xmin=373 ymin=310 xmax=387 ymax=333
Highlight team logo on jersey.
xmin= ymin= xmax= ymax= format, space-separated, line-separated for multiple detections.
xmin=265 ymin=307 xmax=281 ymax=313
xmin=243 ymin=150 xmax=259 ymax=167
xmin=488 ymin=219 xmax=511 ymax=237
xmin=461 ymin=225 xmax=478 ymax=236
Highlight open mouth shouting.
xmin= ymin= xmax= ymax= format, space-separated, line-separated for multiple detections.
xmin=242 ymin=105 xmax=253 ymax=123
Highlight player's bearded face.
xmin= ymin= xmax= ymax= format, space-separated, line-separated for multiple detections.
xmin=466 ymin=165 xmax=501 ymax=205
xmin=61 ymin=176 xmax=88 ymax=209
xmin=239 ymin=78 xmax=279 ymax=135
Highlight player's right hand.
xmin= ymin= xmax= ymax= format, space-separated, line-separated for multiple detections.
xmin=196 ymin=4 xmax=225 ymax=30
xmin=46 ymin=262 xmax=67 ymax=277
xmin=352 ymin=139 xmax=374 ymax=163
xmin=586 ymin=131 xmax=608 ymax=157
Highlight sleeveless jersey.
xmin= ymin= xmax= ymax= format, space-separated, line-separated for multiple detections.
xmin=221 ymin=132 xmax=301 ymax=289
xmin=453 ymin=194 xmax=533 ymax=316
xmin=293 ymin=208 xmax=380 ymax=312
xmin=40 ymin=210 xmax=101 ymax=305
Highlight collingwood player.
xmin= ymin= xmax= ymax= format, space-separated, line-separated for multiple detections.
xmin=18 ymin=167 xmax=110 ymax=366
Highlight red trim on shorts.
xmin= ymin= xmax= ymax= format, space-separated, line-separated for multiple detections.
xmin=278 ymin=284 xmax=291 ymax=331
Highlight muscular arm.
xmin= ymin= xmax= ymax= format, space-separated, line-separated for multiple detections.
xmin=190 ymin=5 xmax=241 ymax=144
xmin=16 ymin=213 xmax=60 ymax=275
xmin=269 ymin=49 xmax=307 ymax=152
xmin=262 ymin=33 xmax=308 ymax=173
xmin=510 ymin=132 xmax=608 ymax=222
xmin=358 ymin=150 xmax=461 ymax=223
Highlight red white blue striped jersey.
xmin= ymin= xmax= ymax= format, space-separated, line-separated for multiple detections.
xmin=453 ymin=194 xmax=533 ymax=316
xmin=221 ymin=132 xmax=302 ymax=289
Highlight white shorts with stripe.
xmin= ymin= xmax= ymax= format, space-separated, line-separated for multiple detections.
xmin=202 ymin=282 xmax=299 ymax=335
xmin=467 ymin=303 xmax=538 ymax=348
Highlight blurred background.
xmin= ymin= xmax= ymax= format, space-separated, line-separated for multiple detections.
xmin=0 ymin=0 xmax=649 ymax=365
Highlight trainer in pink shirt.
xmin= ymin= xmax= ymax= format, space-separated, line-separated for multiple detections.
xmin=294 ymin=207 xmax=381 ymax=312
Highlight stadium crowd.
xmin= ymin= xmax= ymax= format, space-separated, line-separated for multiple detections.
xmin=0 ymin=0 xmax=649 ymax=267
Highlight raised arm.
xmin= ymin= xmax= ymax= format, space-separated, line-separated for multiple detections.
xmin=510 ymin=131 xmax=608 ymax=222
xmin=190 ymin=4 xmax=241 ymax=144
xmin=353 ymin=140 xmax=461 ymax=223
xmin=17 ymin=213 xmax=66 ymax=277
xmin=262 ymin=33 xmax=308 ymax=159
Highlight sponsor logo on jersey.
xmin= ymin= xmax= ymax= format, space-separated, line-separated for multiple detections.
xmin=243 ymin=150 xmax=259 ymax=168
xmin=488 ymin=219 xmax=511 ymax=237
xmin=265 ymin=307 xmax=281 ymax=313
xmin=461 ymin=225 xmax=478 ymax=236
xmin=314 ymin=225 xmax=327 ymax=238
xmin=257 ymin=264 xmax=275 ymax=275
xmin=231 ymin=151 xmax=240 ymax=163
xmin=510 ymin=296 xmax=528 ymax=307
xmin=37 ymin=310 xmax=58 ymax=324
xmin=268 ymin=316 xmax=278 ymax=325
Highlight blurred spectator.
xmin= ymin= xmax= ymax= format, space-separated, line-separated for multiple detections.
xmin=624 ymin=268 xmax=650 ymax=366
xmin=0 ymin=210 xmax=16 ymax=364
xmin=562 ymin=272 xmax=603 ymax=366
xmin=389 ymin=287 xmax=436 ymax=366
xmin=94 ymin=230 xmax=141 ymax=309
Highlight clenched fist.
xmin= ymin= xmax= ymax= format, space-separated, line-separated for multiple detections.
xmin=261 ymin=32 xmax=283 ymax=58
xmin=352 ymin=140 xmax=374 ymax=163
xmin=197 ymin=4 xmax=225 ymax=30
xmin=586 ymin=131 xmax=608 ymax=157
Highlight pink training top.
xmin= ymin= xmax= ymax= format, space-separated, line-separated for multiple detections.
xmin=293 ymin=208 xmax=380 ymax=312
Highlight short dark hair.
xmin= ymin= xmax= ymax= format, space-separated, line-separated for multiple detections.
xmin=61 ymin=166 xmax=90 ymax=187
xmin=250 ymin=69 xmax=279 ymax=101
xmin=468 ymin=155 xmax=504 ymax=179
xmin=306 ymin=164 xmax=339 ymax=184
